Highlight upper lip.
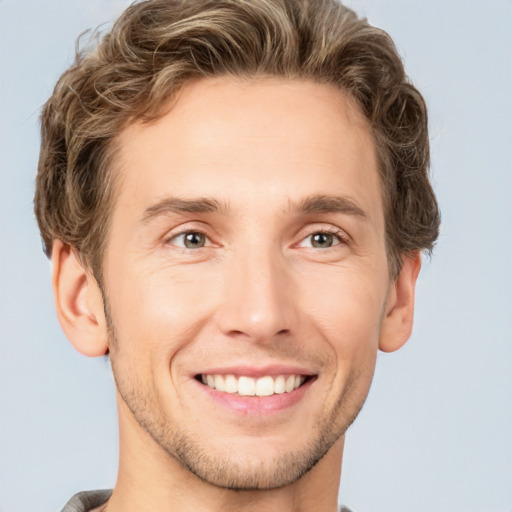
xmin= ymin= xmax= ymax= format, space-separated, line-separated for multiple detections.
xmin=194 ymin=364 xmax=317 ymax=378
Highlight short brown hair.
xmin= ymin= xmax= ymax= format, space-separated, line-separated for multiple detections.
xmin=34 ymin=0 xmax=440 ymax=279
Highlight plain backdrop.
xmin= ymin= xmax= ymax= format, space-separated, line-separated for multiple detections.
xmin=0 ymin=1 xmax=511 ymax=511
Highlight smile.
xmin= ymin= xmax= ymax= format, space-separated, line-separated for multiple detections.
xmin=198 ymin=374 xmax=309 ymax=397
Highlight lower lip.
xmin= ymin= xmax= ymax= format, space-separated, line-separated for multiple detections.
xmin=195 ymin=377 xmax=316 ymax=415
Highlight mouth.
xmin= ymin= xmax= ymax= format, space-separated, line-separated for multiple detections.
xmin=194 ymin=373 xmax=315 ymax=398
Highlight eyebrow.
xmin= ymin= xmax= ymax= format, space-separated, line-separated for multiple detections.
xmin=141 ymin=194 xmax=368 ymax=223
xmin=141 ymin=196 xmax=229 ymax=223
xmin=288 ymin=194 xmax=368 ymax=219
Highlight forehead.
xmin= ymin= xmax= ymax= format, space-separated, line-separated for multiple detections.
xmin=114 ymin=77 xmax=382 ymax=226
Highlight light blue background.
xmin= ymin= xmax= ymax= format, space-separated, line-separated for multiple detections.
xmin=0 ymin=1 xmax=511 ymax=511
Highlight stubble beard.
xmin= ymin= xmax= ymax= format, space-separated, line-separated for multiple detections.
xmin=103 ymin=290 xmax=375 ymax=491
xmin=109 ymin=344 xmax=374 ymax=491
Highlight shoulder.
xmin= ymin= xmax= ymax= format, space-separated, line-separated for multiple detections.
xmin=60 ymin=490 xmax=112 ymax=512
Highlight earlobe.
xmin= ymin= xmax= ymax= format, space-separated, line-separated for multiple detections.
xmin=378 ymin=252 xmax=422 ymax=353
xmin=52 ymin=240 xmax=109 ymax=357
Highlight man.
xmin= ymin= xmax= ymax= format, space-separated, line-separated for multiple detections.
xmin=34 ymin=0 xmax=440 ymax=510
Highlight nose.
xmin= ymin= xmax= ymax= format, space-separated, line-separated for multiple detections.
xmin=215 ymin=245 xmax=299 ymax=345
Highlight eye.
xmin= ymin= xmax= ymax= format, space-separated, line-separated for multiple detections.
xmin=167 ymin=231 xmax=209 ymax=249
xmin=298 ymin=231 xmax=345 ymax=249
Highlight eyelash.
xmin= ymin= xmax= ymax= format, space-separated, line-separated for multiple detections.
xmin=165 ymin=227 xmax=349 ymax=250
xmin=297 ymin=228 xmax=349 ymax=248
xmin=165 ymin=230 xmax=213 ymax=250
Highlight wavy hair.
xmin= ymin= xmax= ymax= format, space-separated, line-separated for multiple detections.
xmin=35 ymin=0 xmax=440 ymax=278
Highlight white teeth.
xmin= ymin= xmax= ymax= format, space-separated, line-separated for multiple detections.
xmin=274 ymin=375 xmax=286 ymax=394
xmin=214 ymin=375 xmax=225 ymax=392
xmin=200 ymin=373 xmax=308 ymax=396
xmin=285 ymin=375 xmax=295 ymax=392
xmin=238 ymin=376 xmax=256 ymax=396
xmin=224 ymin=374 xmax=237 ymax=394
xmin=255 ymin=376 xmax=274 ymax=397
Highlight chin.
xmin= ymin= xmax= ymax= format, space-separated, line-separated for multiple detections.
xmin=111 ymin=331 xmax=376 ymax=491
xmin=167 ymin=430 xmax=336 ymax=490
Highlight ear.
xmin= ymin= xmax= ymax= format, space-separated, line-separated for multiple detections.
xmin=379 ymin=252 xmax=422 ymax=353
xmin=52 ymin=240 xmax=109 ymax=357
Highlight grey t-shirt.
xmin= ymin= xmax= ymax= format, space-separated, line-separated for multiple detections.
xmin=60 ymin=489 xmax=354 ymax=511
xmin=60 ymin=490 xmax=112 ymax=512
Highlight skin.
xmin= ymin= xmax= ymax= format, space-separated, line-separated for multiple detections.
xmin=52 ymin=77 xmax=421 ymax=512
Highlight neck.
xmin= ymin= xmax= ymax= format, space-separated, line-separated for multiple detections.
xmin=107 ymin=400 xmax=344 ymax=512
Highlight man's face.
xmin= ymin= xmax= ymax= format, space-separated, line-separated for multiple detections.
xmin=103 ymin=78 xmax=393 ymax=489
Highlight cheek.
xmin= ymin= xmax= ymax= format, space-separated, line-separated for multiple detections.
xmin=301 ymin=265 xmax=387 ymax=353
xmin=106 ymin=262 xmax=218 ymax=363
